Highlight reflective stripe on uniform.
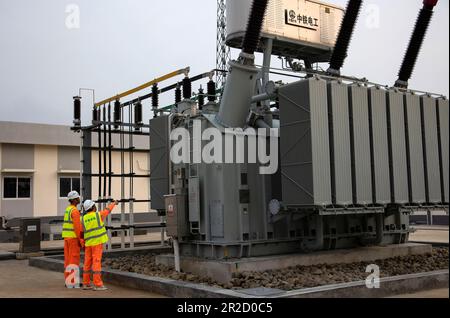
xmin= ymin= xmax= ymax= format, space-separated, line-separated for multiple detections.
xmin=83 ymin=214 xmax=103 ymax=234
xmin=84 ymin=226 xmax=103 ymax=234
xmin=85 ymin=232 xmax=108 ymax=241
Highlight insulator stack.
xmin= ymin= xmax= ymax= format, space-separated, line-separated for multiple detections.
xmin=152 ymin=84 xmax=159 ymax=109
xmin=241 ymin=0 xmax=270 ymax=55
xmin=207 ymin=80 xmax=216 ymax=102
xmin=134 ymin=101 xmax=143 ymax=130
xmin=175 ymin=85 xmax=182 ymax=104
xmin=103 ymin=105 xmax=107 ymax=124
xmin=183 ymin=77 xmax=192 ymax=99
xmin=92 ymin=107 xmax=100 ymax=123
xmin=327 ymin=0 xmax=363 ymax=75
xmin=198 ymin=87 xmax=205 ymax=109
xmin=114 ymin=100 xmax=121 ymax=129
xmin=73 ymin=96 xmax=81 ymax=126
xmin=395 ymin=0 xmax=438 ymax=88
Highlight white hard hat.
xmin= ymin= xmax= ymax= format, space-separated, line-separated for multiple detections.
xmin=83 ymin=200 xmax=96 ymax=212
xmin=68 ymin=191 xmax=80 ymax=201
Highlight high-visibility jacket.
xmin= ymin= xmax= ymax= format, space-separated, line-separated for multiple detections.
xmin=62 ymin=206 xmax=78 ymax=239
xmin=82 ymin=212 xmax=109 ymax=247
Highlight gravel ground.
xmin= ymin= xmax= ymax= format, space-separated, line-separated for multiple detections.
xmin=103 ymin=248 xmax=449 ymax=291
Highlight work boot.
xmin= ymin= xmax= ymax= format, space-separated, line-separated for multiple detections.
xmin=65 ymin=284 xmax=81 ymax=289
xmin=94 ymin=285 xmax=108 ymax=291
xmin=83 ymin=285 xmax=94 ymax=290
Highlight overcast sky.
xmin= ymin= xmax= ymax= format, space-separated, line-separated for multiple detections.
xmin=0 ymin=0 xmax=448 ymax=126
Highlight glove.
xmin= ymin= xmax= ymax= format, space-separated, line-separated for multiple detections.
xmin=108 ymin=199 xmax=119 ymax=205
xmin=79 ymin=239 xmax=85 ymax=248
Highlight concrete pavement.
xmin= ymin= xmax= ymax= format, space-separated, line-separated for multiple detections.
xmin=0 ymin=260 xmax=165 ymax=298
xmin=389 ymin=288 xmax=449 ymax=298
xmin=410 ymin=225 xmax=449 ymax=244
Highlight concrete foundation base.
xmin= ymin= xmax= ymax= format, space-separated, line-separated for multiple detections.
xmin=29 ymin=256 xmax=448 ymax=298
xmin=16 ymin=252 xmax=45 ymax=260
xmin=155 ymin=243 xmax=432 ymax=284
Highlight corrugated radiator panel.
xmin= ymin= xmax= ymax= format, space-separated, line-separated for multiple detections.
xmin=348 ymin=84 xmax=373 ymax=205
xmin=279 ymin=78 xmax=332 ymax=207
xmin=327 ymin=81 xmax=353 ymax=206
xmin=404 ymin=93 xmax=426 ymax=203
xmin=437 ymin=98 xmax=449 ymax=203
xmin=421 ymin=95 xmax=442 ymax=204
xmin=387 ymin=90 xmax=409 ymax=204
xmin=368 ymin=87 xmax=391 ymax=204
xmin=279 ymin=80 xmax=447 ymax=208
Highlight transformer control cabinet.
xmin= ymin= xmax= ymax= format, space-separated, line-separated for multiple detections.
xmin=164 ymin=194 xmax=188 ymax=239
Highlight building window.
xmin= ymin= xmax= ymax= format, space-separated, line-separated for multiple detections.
xmin=3 ymin=177 xmax=31 ymax=199
xmin=59 ymin=177 xmax=80 ymax=198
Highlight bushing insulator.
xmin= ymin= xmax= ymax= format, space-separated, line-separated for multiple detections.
xmin=113 ymin=100 xmax=121 ymax=129
xmin=328 ymin=0 xmax=363 ymax=73
xmin=134 ymin=102 xmax=143 ymax=125
xmin=92 ymin=107 xmax=100 ymax=122
xmin=198 ymin=88 xmax=205 ymax=109
xmin=241 ymin=0 xmax=270 ymax=55
xmin=207 ymin=80 xmax=216 ymax=102
xmin=152 ymin=84 xmax=159 ymax=109
xmin=175 ymin=85 xmax=182 ymax=104
xmin=396 ymin=2 xmax=436 ymax=87
xmin=183 ymin=77 xmax=192 ymax=99
xmin=73 ymin=96 xmax=81 ymax=125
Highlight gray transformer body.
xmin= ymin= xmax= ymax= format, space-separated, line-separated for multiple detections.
xmin=149 ymin=75 xmax=449 ymax=260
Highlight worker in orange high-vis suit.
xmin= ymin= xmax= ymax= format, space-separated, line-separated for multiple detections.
xmin=62 ymin=191 xmax=84 ymax=288
xmin=81 ymin=199 xmax=118 ymax=291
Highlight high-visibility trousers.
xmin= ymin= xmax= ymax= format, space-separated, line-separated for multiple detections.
xmin=64 ymin=238 xmax=81 ymax=283
xmin=83 ymin=244 xmax=104 ymax=287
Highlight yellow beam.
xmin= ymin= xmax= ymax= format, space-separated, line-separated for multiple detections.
xmin=95 ymin=67 xmax=190 ymax=107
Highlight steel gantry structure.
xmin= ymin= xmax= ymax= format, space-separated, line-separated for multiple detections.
xmin=216 ymin=0 xmax=230 ymax=89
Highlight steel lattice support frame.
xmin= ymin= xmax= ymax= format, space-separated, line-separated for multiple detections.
xmin=216 ymin=0 xmax=230 ymax=89
xmin=75 ymin=110 xmax=153 ymax=251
